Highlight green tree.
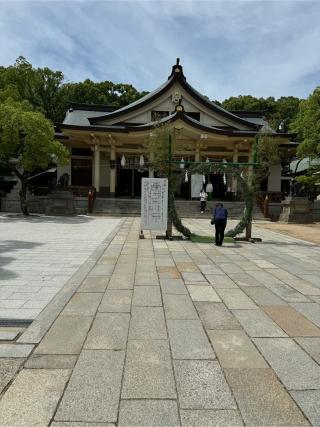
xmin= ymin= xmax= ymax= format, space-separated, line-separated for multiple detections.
xmin=291 ymin=87 xmax=320 ymax=158
xmin=0 ymin=100 xmax=69 ymax=215
xmin=221 ymin=94 xmax=300 ymax=132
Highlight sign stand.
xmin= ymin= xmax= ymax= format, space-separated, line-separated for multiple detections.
xmin=140 ymin=178 xmax=168 ymax=238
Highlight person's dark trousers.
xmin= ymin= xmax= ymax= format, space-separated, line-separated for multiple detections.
xmin=200 ymin=201 xmax=206 ymax=212
xmin=215 ymin=219 xmax=227 ymax=245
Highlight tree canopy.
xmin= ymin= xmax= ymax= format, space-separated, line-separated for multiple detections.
xmin=0 ymin=99 xmax=69 ymax=214
xmin=0 ymin=57 xmax=148 ymax=122
xmin=221 ymin=94 xmax=301 ymax=132
xmin=291 ymin=87 xmax=320 ymax=158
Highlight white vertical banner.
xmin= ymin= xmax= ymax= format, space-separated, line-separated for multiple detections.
xmin=191 ymin=174 xmax=203 ymax=198
xmin=141 ymin=178 xmax=168 ymax=230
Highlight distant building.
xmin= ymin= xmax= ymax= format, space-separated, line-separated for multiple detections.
xmin=56 ymin=60 xmax=297 ymax=199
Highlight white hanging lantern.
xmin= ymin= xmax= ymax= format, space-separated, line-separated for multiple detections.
xmin=139 ymin=154 xmax=145 ymax=167
xmin=180 ymin=157 xmax=185 ymax=169
xmin=202 ymin=174 xmax=206 ymax=183
xmin=184 ymin=170 xmax=188 ymax=182
xmin=121 ymin=155 xmax=126 ymax=167
xmin=205 ymin=157 xmax=210 ymax=163
xmin=206 ymin=183 xmax=213 ymax=193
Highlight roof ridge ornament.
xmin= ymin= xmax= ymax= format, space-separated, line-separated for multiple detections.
xmin=168 ymin=58 xmax=186 ymax=81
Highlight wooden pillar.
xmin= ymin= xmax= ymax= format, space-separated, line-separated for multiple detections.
xmin=195 ymin=145 xmax=200 ymax=162
xmin=93 ymin=145 xmax=100 ymax=192
xmin=149 ymin=151 xmax=154 ymax=178
xmin=110 ymin=147 xmax=116 ymax=197
xmin=232 ymin=144 xmax=238 ymax=194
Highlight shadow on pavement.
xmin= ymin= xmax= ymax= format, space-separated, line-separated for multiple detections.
xmin=0 ymin=214 xmax=95 ymax=225
xmin=0 ymin=240 xmax=44 ymax=280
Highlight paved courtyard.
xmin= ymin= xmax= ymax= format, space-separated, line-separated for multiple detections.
xmin=0 ymin=217 xmax=320 ymax=426
xmin=0 ymin=215 xmax=121 ymax=320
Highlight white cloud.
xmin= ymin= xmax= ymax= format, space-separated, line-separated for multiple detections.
xmin=0 ymin=0 xmax=319 ymax=100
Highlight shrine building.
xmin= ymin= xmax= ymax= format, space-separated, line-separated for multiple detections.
xmin=56 ymin=60 xmax=297 ymax=200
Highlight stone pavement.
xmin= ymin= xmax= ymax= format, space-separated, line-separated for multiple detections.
xmin=0 ymin=214 xmax=121 ymax=320
xmin=0 ymin=217 xmax=320 ymax=426
xmin=257 ymin=222 xmax=320 ymax=245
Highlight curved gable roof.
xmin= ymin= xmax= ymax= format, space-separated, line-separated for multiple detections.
xmin=88 ymin=61 xmax=259 ymax=130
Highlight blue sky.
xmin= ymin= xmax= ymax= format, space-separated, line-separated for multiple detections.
xmin=1 ymin=0 xmax=320 ymax=101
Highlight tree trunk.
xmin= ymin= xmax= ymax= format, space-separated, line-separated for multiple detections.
xmin=19 ymin=178 xmax=29 ymax=216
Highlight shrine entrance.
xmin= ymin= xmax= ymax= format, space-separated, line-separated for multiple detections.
xmin=116 ymin=156 xmax=149 ymax=197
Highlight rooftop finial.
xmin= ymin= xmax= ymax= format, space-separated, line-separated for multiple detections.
xmin=176 ymin=58 xmax=180 ymax=65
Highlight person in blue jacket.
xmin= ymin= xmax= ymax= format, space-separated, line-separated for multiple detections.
xmin=212 ymin=203 xmax=228 ymax=246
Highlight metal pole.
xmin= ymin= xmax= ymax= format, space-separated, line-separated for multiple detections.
xmin=166 ymin=134 xmax=173 ymax=239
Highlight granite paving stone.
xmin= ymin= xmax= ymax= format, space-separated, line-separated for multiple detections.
xmin=264 ymin=282 xmax=311 ymax=303
xmin=61 ymin=292 xmax=102 ymax=316
xmin=0 ymin=358 xmax=22 ymax=394
xmin=108 ymin=274 xmax=134 ymax=289
xmin=180 ymin=409 xmax=244 ymax=426
xmin=163 ymin=294 xmax=199 ymax=320
xmin=216 ymin=289 xmax=257 ymax=309
xmin=78 ymin=276 xmax=109 ymax=293
xmin=254 ymin=337 xmax=320 ymax=390
xmin=51 ymin=422 xmax=115 ymax=427
xmin=174 ymin=360 xmax=236 ymax=409
xmin=88 ymin=264 xmax=115 ymax=276
xmin=176 ymin=262 xmax=199 ymax=272
xmin=242 ymin=286 xmax=287 ymax=306
xmin=160 ymin=278 xmax=187 ymax=294
xmin=205 ymin=274 xmax=237 ymax=288
xmin=167 ymin=319 xmax=215 ymax=359
xmin=118 ymin=400 xmax=180 ymax=426
xmin=55 ymin=350 xmax=125 ymax=423
xmin=122 ymin=339 xmax=176 ymax=399
xmin=35 ymin=315 xmax=93 ymax=354
xmin=129 ymin=306 xmax=167 ymax=339
xmin=284 ymin=279 xmax=320 ymax=296
xmin=232 ymin=309 xmax=287 ymax=337
xmin=135 ymin=273 xmax=159 ymax=286
xmin=295 ymin=337 xmax=320 ymax=364
xmin=0 ymin=343 xmax=34 ymax=358
xmin=228 ymin=273 xmax=262 ymax=287
xmin=187 ymin=285 xmax=221 ymax=302
xmin=208 ymin=330 xmax=268 ymax=368
xmin=195 ymin=302 xmax=241 ymax=330
xmin=198 ymin=265 xmax=224 ymax=275
xmin=24 ymin=354 xmax=77 ymax=369
xmin=0 ymin=369 xmax=70 ymax=427
xmin=225 ymin=368 xmax=309 ymax=426
xmin=263 ymin=305 xmax=320 ymax=337
xmin=132 ymin=285 xmax=162 ymax=306
xmin=291 ymin=302 xmax=320 ymax=327
xmin=290 ymin=390 xmax=320 ymax=426
xmin=99 ymin=289 xmax=132 ymax=312
xmin=0 ymin=331 xmax=19 ymax=340
xmin=84 ymin=312 xmax=130 ymax=350
xmin=181 ymin=271 xmax=207 ymax=283
xmin=157 ymin=267 xmax=181 ymax=279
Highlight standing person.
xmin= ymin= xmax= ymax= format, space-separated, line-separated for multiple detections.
xmin=212 ymin=202 xmax=228 ymax=246
xmin=199 ymin=188 xmax=208 ymax=214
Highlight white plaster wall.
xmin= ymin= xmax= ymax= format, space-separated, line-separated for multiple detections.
xmin=268 ymin=164 xmax=282 ymax=192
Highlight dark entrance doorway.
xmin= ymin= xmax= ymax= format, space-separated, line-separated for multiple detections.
xmin=116 ymin=167 xmax=148 ymax=197
xmin=208 ymin=173 xmax=226 ymax=199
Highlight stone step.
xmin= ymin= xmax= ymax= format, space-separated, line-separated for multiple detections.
xmin=93 ymin=198 xmax=264 ymax=219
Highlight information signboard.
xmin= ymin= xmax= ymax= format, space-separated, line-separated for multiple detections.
xmin=141 ymin=178 xmax=168 ymax=230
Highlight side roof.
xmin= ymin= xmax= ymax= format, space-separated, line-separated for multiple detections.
xmin=88 ymin=60 xmax=259 ymax=130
